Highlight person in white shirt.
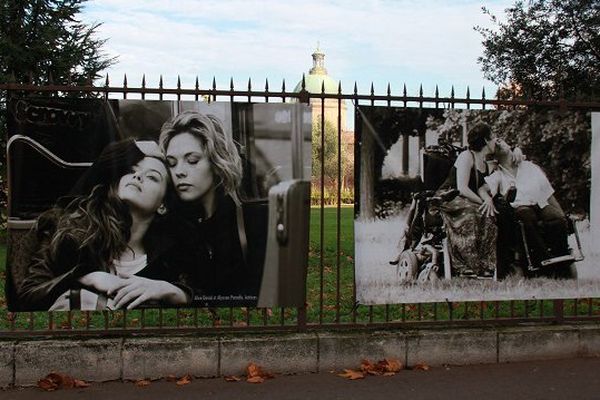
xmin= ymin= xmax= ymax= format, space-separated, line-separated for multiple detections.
xmin=479 ymin=139 xmax=570 ymax=275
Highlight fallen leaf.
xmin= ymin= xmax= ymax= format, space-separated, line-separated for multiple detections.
xmin=135 ymin=379 xmax=151 ymax=387
xmin=337 ymin=369 xmax=365 ymax=380
xmin=247 ymin=376 xmax=265 ymax=384
xmin=224 ymin=375 xmax=241 ymax=382
xmin=360 ymin=359 xmax=381 ymax=375
xmin=73 ymin=379 xmax=90 ymax=388
xmin=413 ymin=362 xmax=430 ymax=371
xmin=382 ymin=358 xmax=403 ymax=373
xmin=165 ymin=375 xmax=178 ymax=382
xmin=246 ymin=363 xmax=262 ymax=378
xmin=37 ymin=378 xmax=58 ymax=391
xmin=176 ymin=375 xmax=192 ymax=386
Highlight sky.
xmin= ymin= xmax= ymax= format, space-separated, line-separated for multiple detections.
xmin=81 ymin=0 xmax=514 ymax=100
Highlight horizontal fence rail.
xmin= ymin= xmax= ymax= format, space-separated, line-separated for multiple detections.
xmin=1 ymin=76 xmax=599 ymax=338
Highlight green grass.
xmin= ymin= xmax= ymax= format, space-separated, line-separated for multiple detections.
xmin=0 ymin=208 xmax=598 ymax=332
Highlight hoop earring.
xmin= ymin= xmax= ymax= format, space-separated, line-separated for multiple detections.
xmin=157 ymin=204 xmax=167 ymax=215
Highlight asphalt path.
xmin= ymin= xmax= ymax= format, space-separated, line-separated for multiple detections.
xmin=2 ymin=357 xmax=599 ymax=400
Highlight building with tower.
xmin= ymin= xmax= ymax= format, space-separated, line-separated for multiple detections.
xmin=294 ymin=45 xmax=354 ymax=194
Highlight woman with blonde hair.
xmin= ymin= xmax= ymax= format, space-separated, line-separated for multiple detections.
xmin=159 ymin=110 xmax=259 ymax=306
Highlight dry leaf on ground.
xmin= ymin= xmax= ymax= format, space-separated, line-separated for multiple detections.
xmin=224 ymin=375 xmax=241 ymax=382
xmin=135 ymin=379 xmax=152 ymax=387
xmin=165 ymin=375 xmax=178 ymax=382
xmin=176 ymin=375 xmax=192 ymax=386
xmin=413 ymin=362 xmax=431 ymax=371
xmin=73 ymin=379 xmax=90 ymax=388
xmin=37 ymin=378 xmax=58 ymax=392
xmin=337 ymin=369 xmax=365 ymax=380
xmin=245 ymin=362 xmax=274 ymax=383
xmin=381 ymin=358 xmax=403 ymax=373
xmin=38 ymin=372 xmax=85 ymax=391
xmin=247 ymin=363 xmax=262 ymax=378
xmin=247 ymin=376 xmax=265 ymax=384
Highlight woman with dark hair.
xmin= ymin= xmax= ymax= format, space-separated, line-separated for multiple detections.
xmin=159 ymin=110 xmax=259 ymax=306
xmin=435 ymin=122 xmax=498 ymax=278
xmin=19 ymin=139 xmax=190 ymax=310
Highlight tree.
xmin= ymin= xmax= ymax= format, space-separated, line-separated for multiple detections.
xmin=0 ymin=0 xmax=115 ymax=85
xmin=311 ymin=120 xmax=350 ymax=204
xmin=0 ymin=0 xmax=115 ymax=230
xmin=476 ymin=0 xmax=600 ymax=100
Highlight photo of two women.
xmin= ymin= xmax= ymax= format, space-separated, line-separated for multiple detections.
xmin=5 ymin=98 xmax=312 ymax=311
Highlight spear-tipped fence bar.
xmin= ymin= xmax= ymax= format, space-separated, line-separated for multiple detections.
xmin=1 ymin=77 xmax=599 ymax=338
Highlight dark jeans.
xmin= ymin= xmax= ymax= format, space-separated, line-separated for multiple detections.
xmin=514 ymin=204 xmax=569 ymax=268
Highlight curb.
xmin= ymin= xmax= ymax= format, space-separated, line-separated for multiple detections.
xmin=2 ymin=323 xmax=599 ymax=387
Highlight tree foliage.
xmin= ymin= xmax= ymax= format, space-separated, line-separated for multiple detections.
xmin=311 ymin=119 xmax=349 ymax=191
xmin=0 ymin=0 xmax=115 ymax=231
xmin=476 ymin=0 xmax=600 ymax=100
xmin=0 ymin=0 xmax=115 ymax=85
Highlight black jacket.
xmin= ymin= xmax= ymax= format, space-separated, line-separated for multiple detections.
xmin=168 ymin=194 xmax=261 ymax=307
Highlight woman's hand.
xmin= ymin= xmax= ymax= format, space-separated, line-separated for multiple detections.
xmin=78 ymin=271 xmax=125 ymax=294
xmin=478 ymin=197 xmax=498 ymax=218
xmin=109 ymin=275 xmax=189 ymax=310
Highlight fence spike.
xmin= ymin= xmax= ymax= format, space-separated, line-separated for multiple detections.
xmin=321 ymin=80 xmax=326 ymax=94
xmin=212 ymin=76 xmax=216 ymax=90
xmin=370 ymin=82 xmax=375 ymax=96
xmin=177 ymin=75 xmax=181 ymax=89
xmin=230 ymin=77 xmax=234 ymax=91
xmin=105 ymin=73 xmax=110 ymax=87
xmin=301 ymin=73 xmax=306 ymax=90
xmin=282 ymin=79 xmax=286 ymax=92
xmin=435 ymin=85 xmax=439 ymax=98
xmin=195 ymin=76 xmax=199 ymax=90
xmin=48 ymin=71 xmax=54 ymax=85
xmin=338 ymin=80 xmax=342 ymax=95
xmin=419 ymin=84 xmax=424 ymax=97
xmin=450 ymin=85 xmax=455 ymax=98
xmin=141 ymin=74 xmax=146 ymax=88
xmin=265 ymin=78 xmax=269 ymax=91
xmin=353 ymin=81 xmax=358 ymax=95
xmin=403 ymin=83 xmax=407 ymax=97
xmin=387 ymin=82 xmax=391 ymax=96
xmin=248 ymin=77 xmax=252 ymax=91
xmin=466 ymin=86 xmax=470 ymax=99
xmin=159 ymin=75 xmax=164 ymax=89
xmin=481 ymin=86 xmax=486 ymax=100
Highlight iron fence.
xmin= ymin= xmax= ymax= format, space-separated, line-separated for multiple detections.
xmin=1 ymin=75 xmax=600 ymax=338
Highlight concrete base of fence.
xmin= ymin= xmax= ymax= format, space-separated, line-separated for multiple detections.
xmin=2 ymin=323 xmax=600 ymax=387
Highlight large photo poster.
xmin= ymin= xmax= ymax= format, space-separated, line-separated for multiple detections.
xmin=6 ymin=98 xmax=312 ymax=311
xmin=355 ymin=106 xmax=596 ymax=304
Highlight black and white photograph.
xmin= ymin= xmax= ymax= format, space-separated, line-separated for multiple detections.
xmin=355 ymin=106 xmax=597 ymax=304
xmin=5 ymin=98 xmax=312 ymax=311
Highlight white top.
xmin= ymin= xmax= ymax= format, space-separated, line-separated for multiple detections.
xmin=484 ymin=160 xmax=554 ymax=208
xmin=112 ymin=254 xmax=148 ymax=277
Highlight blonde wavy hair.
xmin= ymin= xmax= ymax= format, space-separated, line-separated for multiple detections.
xmin=159 ymin=110 xmax=243 ymax=205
